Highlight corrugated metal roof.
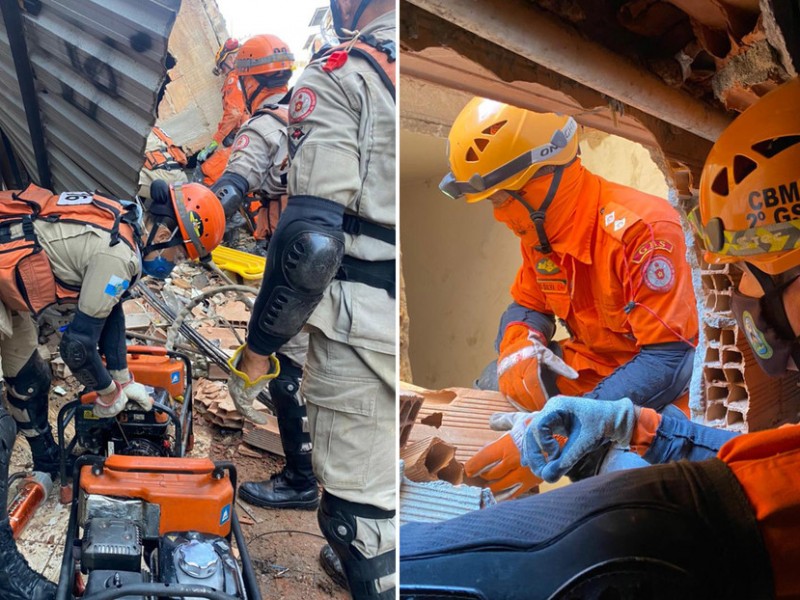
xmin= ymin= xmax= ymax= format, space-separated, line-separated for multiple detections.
xmin=0 ymin=0 xmax=181 ymax=197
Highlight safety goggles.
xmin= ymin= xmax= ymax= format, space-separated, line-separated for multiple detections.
xmin=689 ymin=205 xmax=800 ymax=259
xmin=439 ymin=117 xmax=577 ymax=200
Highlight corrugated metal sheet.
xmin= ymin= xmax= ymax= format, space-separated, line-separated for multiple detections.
xmin=0 ymin=0 xmax=181 ymax=197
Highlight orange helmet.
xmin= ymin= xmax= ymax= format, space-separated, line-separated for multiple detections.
xmin=235 ymin=34 xmax=294 ymax=77
xmin=170 ymin=183 xmax=225 ymax=260
xmin=440 ymin=98 xmax=579 ymax=203
xmin=698 ymin=78 xmax=800 ymax=275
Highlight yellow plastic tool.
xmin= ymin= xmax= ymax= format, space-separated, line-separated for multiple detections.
xmin=211 ymin=246 xmax=266 ymax=282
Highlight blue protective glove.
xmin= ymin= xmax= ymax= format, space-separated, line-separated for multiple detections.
xmin=521 ymin=395 xmax=638 ymax=483
xmin=197 ymin=140 xmax=218 ymax=163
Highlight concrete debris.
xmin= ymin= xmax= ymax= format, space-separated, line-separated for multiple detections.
xmin=216 ymin=300 xmax=251 ymax=325
xmin=196 ymin=326 xmax=246 ymax=353
xmin=420 ymin=412 xmax=443 ymax=428
xmin=402 ymin=384 xmax=517 ymax=463
xmin=207 ymin=363 xmax=230 ymax=381
xmin=237 ymin=444 xmax=264 ymax=459
xmin=399 ymin=389 xmax=424 ymax=447
xmin=401 ymin=436 xmax=463 ymax=485
xmin=192 ymin=378 xmax=246 ymax=430
xmin=50 ymin=357 xmax=71 ymax=379
xmin=399 ymin=461 xmax=494 ymax=526
xmin=242 ymin=418 xmax=285 ymax=458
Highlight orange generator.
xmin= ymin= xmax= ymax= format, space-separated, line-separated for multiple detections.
xmin=55 ymin=455 xmax=260 ymax=599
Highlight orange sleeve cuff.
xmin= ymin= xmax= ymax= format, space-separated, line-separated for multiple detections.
xmin=630 ymin=407 xmax=661 ymax=456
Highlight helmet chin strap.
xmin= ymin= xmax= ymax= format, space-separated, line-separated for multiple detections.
xmin=745 ymin=262 xmax=800 ymax=369
xmin=506 ymin=165 xmax=565 ymax=255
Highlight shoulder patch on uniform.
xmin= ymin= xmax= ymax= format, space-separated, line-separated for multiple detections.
xmin=599 ymin=202 xmax=643 ymax=242
xmin=104 ymin=275 xmax=130 ymax=298
xmin=535 ymin=258 xmax=561 ymax=275
xmin=289 ymin=87 xmax=317 ymax=123
xmin=232 ymin=134 xmax=249 ymax=152
xmin=631 ymin=240 xmax=674 ymax=264
xmin=642 ymin=256 xmax=675 ymax=293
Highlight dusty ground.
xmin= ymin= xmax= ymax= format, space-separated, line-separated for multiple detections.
xmin=13 ymin=386 xmax=348 ymax=600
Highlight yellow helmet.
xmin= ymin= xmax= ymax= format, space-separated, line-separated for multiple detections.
xmin=440 ymin=98 xmax=579 ymax=203
xmin=698 ymin=78 xmax=800 ymax=275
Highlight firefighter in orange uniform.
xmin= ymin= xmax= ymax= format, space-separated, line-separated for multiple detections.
xmin=197 ymin=38 xmax=250 ymax=184
xmin=439 ymin=98 xmax=698 ymax=498
xmin=401 ymin=77 xmax=800 ymax=600
xmin=0 ymin=180 xmax=225 ymax=600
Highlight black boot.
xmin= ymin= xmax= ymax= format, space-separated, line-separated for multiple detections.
xmin=320 ymin=543 xmax=348 ymax=590
xmin=0 ymin=408 xmax=56 ymax=599
xmin=239 ymin=356 xmax=319 ymax=510
xmin=239 ymin=469 xmax=319 ymax=509
xmin=5 ymin=352 xmax=66 ymax=480
xmin=26 ymin=428 xmax=64 ymax=480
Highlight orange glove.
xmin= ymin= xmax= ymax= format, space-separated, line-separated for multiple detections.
xmin=497 ymin=325 xmax=578 ymax=411
xmin=464 ymin=412 xmax=541 ymax=501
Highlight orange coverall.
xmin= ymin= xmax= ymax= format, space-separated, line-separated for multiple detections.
xmin=212 ymin=71 xmax=248 ymax=146
xmin=500 ymin=160 xmax=698 ymax=402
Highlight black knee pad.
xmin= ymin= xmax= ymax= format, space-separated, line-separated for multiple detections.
xmin=400 ymin=459 xmax=773 ymax=600
xmin=5 ymin=352 xmax=51 ymax=434
xmin=319 ymin=491 xmax=396 ymax=600
xmin=5 ymin=351 xmax=51 ymax=402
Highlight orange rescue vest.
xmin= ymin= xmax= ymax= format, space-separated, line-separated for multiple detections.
xmin=144 ymin=127 xmax=188 ymax=171
xmin=0 ymin=184 xmax=139 ymax=316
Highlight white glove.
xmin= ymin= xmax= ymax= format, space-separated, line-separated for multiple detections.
xmin=93 ymin=381 xmax=127 ymax=418
xmin=110 ymin=369 xmax=154 ymax=411
xmin=227 ymin=344 xmax=280 ymax=425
